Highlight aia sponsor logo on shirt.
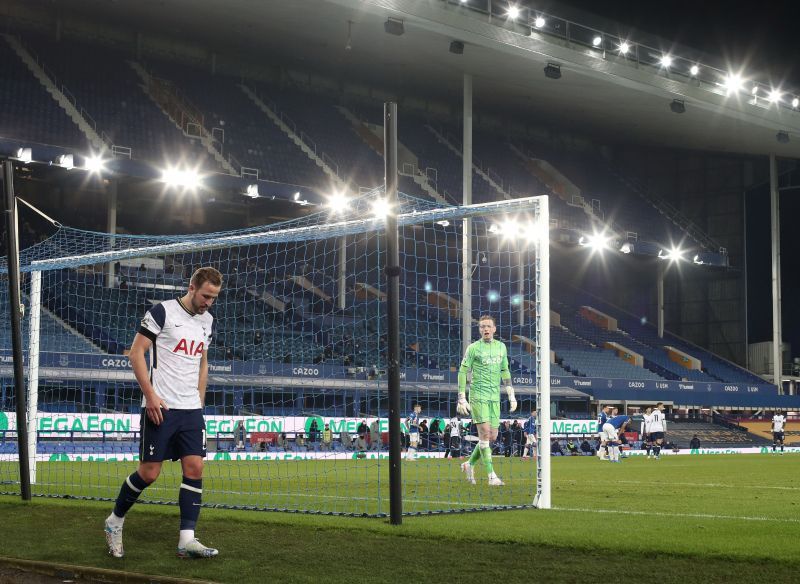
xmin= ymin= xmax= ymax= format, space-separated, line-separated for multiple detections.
xmin=172 ymin=339 xmax=205 ymax=356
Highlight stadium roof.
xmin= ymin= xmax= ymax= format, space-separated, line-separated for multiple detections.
xmin=17 ymin=0 xmax=800 ymax=158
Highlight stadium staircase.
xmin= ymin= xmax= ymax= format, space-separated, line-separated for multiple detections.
xmin=129 ymin=61 xmax=236 ymax=175
xmin=239 ymin=84 xmax=346 ymax=191
xmin=336 ymin=105 xmax=447 ymax=203
xmin=3 ymin=34 xmax=105 ymax=151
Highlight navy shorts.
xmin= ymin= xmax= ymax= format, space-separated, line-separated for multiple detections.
xmin=773 ymin=432 xmax=785 ymax=442
xmin=139 ymin=408 xmax=206 ymax=462
xmin=650 ymin=431 xmax=664 ymax=441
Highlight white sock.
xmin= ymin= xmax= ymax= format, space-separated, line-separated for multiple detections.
xmin=179 ymin=529 xmax=195 ymax=548
xmin=106 ymin=512 xmax=124 ymax=527
xmin=612 ymin=446 xmax=620 ymax=461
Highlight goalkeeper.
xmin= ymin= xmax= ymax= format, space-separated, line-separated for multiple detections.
xmin=457 ymin=314 xmax=516 ymax=486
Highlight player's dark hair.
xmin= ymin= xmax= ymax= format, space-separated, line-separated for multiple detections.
xmin=478 ymin=314 xmax=495 ymax=324
xmin=191 ymin=267 xmax=223 ymax=289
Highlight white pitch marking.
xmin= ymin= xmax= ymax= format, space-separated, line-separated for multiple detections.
xmin=551 ymin=506 xmax=800 ymax=523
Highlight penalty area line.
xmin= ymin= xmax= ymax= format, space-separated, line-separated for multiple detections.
xmin=550 ymin=506 xmax=800 ymax=524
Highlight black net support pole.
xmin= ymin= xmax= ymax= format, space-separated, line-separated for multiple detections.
xmin=384 ymin=102 xmax=402 ymax=524
xmin=3 ymin=160 xmax=31 ymax=500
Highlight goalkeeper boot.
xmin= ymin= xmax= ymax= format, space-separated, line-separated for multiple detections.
xmin=487 ymin=473 xmax=504 ymax=486
xmin=104 ymin=518 xmax=124 ymax=558
xmin=177 ymin=538 xmax=219 ymax=559
xmin=460 ymin=461 xmax=476 ymax=485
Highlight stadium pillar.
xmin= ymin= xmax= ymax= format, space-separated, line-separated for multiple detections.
xmin=106 ymin=179 xmax=117 ymax=289
xmin=2 ymin=160 xmax=31 ymax=500
xmin=769 ymin=154 xmax=783 ymax=391
xmin=462 ymin=73 xmax=473 ymax=355
xmin=657 ymin=262 xmax=664 ymax=339
xmin=384 ymin=102 xmax=402 ymax=524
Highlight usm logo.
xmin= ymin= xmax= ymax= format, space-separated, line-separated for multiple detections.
xmin=173 ymin=339 xmax=205 ymax=356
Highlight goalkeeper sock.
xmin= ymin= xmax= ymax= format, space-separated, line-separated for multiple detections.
xmin=112 ymin=471 xmax=151 ymax=519
xmin=468 ymin=443 xmax=482 ymax=466
xmin=479 ymin=441 xmax=494 ymax=475
xmin=179 ymin=476 xmax=203 ymax=533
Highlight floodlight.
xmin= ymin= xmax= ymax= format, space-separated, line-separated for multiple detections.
xmin=54 ymin=154 xmax=74 ymax=170
xmin=793 ymin=97 xmax=799 ymax=108
xmin=592 ymin=35 xmax=602 ymax=47
xmin=510 ymin=294 xmax=522 ymax=306
xmin=689 ymin=64 xmax=699 ymax=76
xmin=670 ymin=99 xmax=686 ymax=114
xmin=522 ymin=220 xmax=546 ymax=243
xmin=15 ymin=148 xmax=32 ymax=163
xmin=722 ymin=73 xmax=743 ymax=94
xmin=544 ymin=63 xmax=562 ymax=79
xmin=693 ymin=254 xmax=704 ymax=265
xmin=326 ymin=191 xmax=349 ymax=213
xmin=244 ymin=184 xmax=259 ymax=198
xmin=161 ymin=167 xmax=200 ymax=189
xmin=660 ymin=54 xmax=672 ymax=68
xmin=578 ymin=232 xmax=610 ymax=251
xmin=507 ymin=5 xmax=521 ymax=20
xmin=534 ymin=16 xmax=545 ymax=28
xmin=424 ymin=281 xmax=433 ymax=292
xmin=371 ymin=198 xmax=392 ymax=218
xmin=658 ymin=247 xmax=684 ymax=262
xmin=293 ymin=192 xmax=301 ymax=201
xmin=488 ymin=223 xmax=500 ymax=235
xmin=768 ymin=89 xmax=782 ymax=103
xmin=618 ymin=42 xmax=630 ymax=55
xmin=619 ymin=242 xmax=633 ymax=254
xmin=84 ymin=154 xmax=105 ymax=173
xmin=499 ymin=218 xmax=519 ymax=239
xmin=751 ymin=85 xmax=759 ymax=96
xmin=487 ymin=290 xmax=500 ymax=302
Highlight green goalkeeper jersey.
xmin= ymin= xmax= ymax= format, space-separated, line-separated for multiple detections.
xmin=458 ymin=339 xmax=511 ymax=402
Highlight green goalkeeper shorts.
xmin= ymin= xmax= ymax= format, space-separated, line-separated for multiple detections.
xmin=470 ymin=399 xmax=500 ymax=428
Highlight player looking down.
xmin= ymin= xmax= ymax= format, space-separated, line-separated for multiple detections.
xmin=104 ymin=267 xmax=222 ymax=559
xmin=772 ymin=411 xmax=786 ymax=455
xmin=457 ymin=315 xmax=516 ymax=486
xmin=603 ymin=413 xmax=632 ymax=463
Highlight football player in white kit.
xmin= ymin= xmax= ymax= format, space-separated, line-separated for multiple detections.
xmin=104 ymin=267 xmax=222 ymax=559
xmin=772 ymin=412 xmax=786 ymax=455
xmin=649 ymin=403 xmax=667 ymax=459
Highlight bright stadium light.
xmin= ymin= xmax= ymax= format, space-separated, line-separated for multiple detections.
xmin=436 ymin=219 xmax=450 ymax=227
xmin=244 ymin=184 xmax=259 ymax=198
xmin=768 ymin=89 xmax=783 ymax=103
xmin=722 ymin=73 xmax=744 ymax=95
xmin=619 ymin=242 xmax=633 ymax=254
xmin=371 ymin=198 xmax=392 ymax=218
xmin=499 ymin=218 xmax=520 ymax=240
xmin=507 ymin=5 xmax=520 ymax=20
xmin=689 ymin=64 xmax=700 ymax=76
xmin=522 ymin=220 xmax=546 ymax=243
xmin=660 ymin=54 xmax=673 ymax=68
xmin=793 ymin=97 xmax=799 ymax=108
xmin=592 ymin=35 xmax=602 ymax=47
xmin=618 ymin=42 xmax=630 ymax=55
xmin=511 ymin=294 xmax=522 ymax=306
xmin=487 ymin=290 xmax=500 ymax=302
xmin=54 ymin=154 xmax=74 ymax=170
xmin=488 ymin=223 xmax=500 ymax=235
xmin=658 ymin=247 xmax=684 ymax=262
xmin=84 ymin=154 xmax=105 ymax=173
xmin=161 ymin=166 xmax=201 ymax=190
xmin=424 ymin=281 xmax=433 ymax=292
xmin=751 ymin=85 xmax=759 ymax=96
xmin=578 ymin=231 xmax=610 ymax=252
xmin=326 ymin=191 xmax=349 ymax=213
xmin=15 ymin=147 xmax=32 ymax=163
xmin=534 ymin=16 xmax=545 ymax=28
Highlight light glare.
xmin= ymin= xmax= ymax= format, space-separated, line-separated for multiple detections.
xmin=660 ymin=55 xmax=672 ymax=68
xmin=768 ymin=89 xmax=782 ymax=103
xmin=507 ymin=5 xmax=520 ymax=20
xmin=84 ymin=154 xmax=105 ymax=173
xmin=793 ymin=97 xmax=800 ymax=108
xmin=722 ymin=73 xmax=743 ymax=94
xmin=162 ymin=167 xmax=200 ymax=189
xmin=326 ymin=191 xmax=349 ymax=213
xmin=592 ymin=35 xmax=602 ymax=47
xmin=618 ymin=42 xmax=630 ymax=54
xmin=534 ymin=16 xmax=545 ymax=28
xmin=371 ymin=198 xmax=392 ymax=218
xmin=689 ymin=64 xmax=699 ymax=76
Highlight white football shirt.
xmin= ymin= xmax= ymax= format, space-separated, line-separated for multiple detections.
xmin=649 ymin=409 xmax=665 ymax=432
xmin=642 ymin=413 xmax=653 ymax=434
xmin=139 ymin=298 xmax=214 ymax=409
xmin=772 ymin=415 xmax=786 ymax=432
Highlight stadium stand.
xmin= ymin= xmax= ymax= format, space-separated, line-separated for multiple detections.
xmin=660 ymin=420 xmax=770 ymax=448
xmin=739 ymin=419 xmax=800 ymax=445
xmin=0 ymin=36 xmax=87 ymax=149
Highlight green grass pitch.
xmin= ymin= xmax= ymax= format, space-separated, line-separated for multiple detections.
xmin=0 ymin=454 xmax=798 ymax=583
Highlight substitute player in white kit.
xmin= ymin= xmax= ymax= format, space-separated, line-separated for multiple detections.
xmin=104 ymin=267 xmax=222 ymax=559
xmin=772 ymin=412 xmax=786 ymax=455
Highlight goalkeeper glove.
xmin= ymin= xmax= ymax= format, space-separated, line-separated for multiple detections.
xmin=456 ymin=392 xmax=471 ymax=416
xmin=506 ymin=385 xmax=517 ymax=413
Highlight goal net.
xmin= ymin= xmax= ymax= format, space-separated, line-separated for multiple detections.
xmin=0 ymin=189 xmax=550 ymax=516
